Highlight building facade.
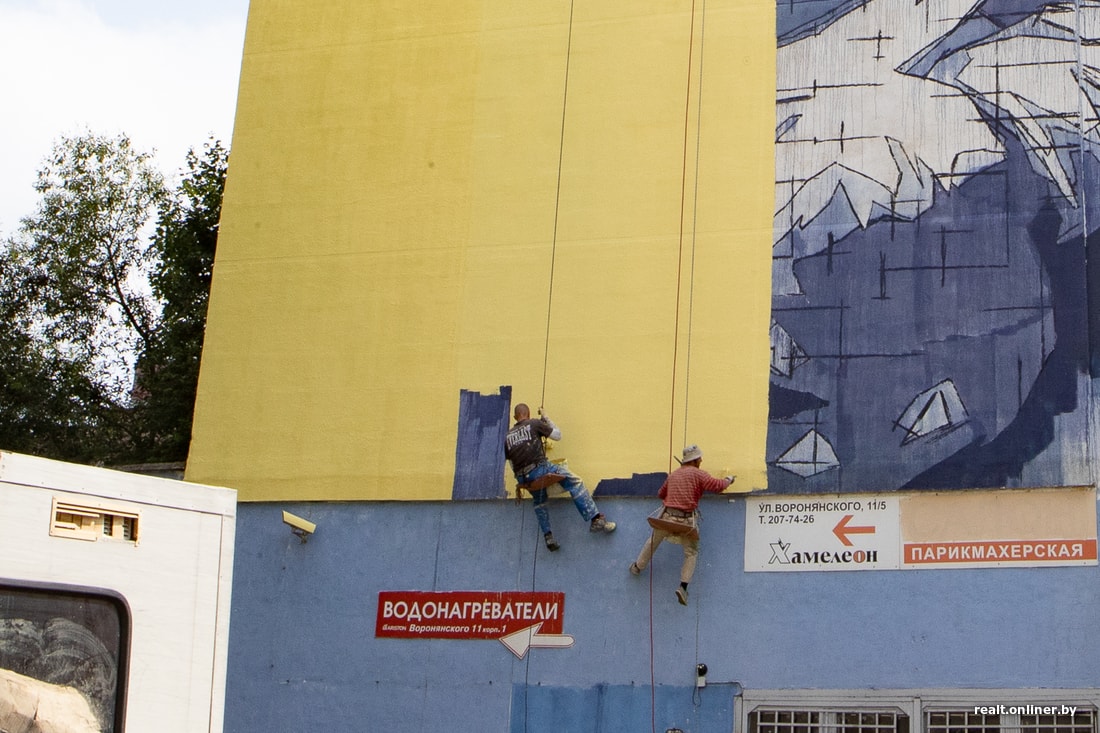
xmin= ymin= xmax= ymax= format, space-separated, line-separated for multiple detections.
xmin=189 ymin=0 xmax=1100 ymax=731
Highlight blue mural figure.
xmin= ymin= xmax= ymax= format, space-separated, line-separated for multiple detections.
xmin=769 ymin=0 xmax=1100 ymax=492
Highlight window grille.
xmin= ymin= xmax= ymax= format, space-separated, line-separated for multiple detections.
xmin=751 ymin=708 xmax=910 ymax=733
xmin=102 ymin=514 xmax=137 ymax=541
xmin=926 ymin=711 xmax=1001 ymax=733
xmin=748 ymin=702 xmax=1096 ymax=733
xmin=924 ymin=708 xmax=1096 ymax=733
xmin=1020 ymin=710 xmax=1095 ymax=733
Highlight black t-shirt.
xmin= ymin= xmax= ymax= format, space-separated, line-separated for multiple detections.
xmin=504 ymin=418 xmax=553 ymax=472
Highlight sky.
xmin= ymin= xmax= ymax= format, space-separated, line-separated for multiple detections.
xmin=0 ymin=0 xmax=250 ymax=234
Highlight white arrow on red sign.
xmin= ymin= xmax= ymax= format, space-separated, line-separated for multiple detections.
xmin=499 ymin=622 xmax=575 ymax=659
xmin=833 ymin=514 xmax=875 ymax=546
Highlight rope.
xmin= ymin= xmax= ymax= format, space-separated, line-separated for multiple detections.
xmin=668 ymin=0 xmax=701 ymax=465
xmin=540 ymin=0 xmax=577 ymax=409
xmin=693 ymin=556 xmax=703 ymax=708
xmin=689 ymin=0 xmax=708 ymax=706
xmin=524 ymin=1 xmax=707 ymax=727
xmin=648 ymin=531 xmax=657 ymax=733
xmin=683 ymin=0 xmax=708 ymax=449
xmin=523 ymin=6 xmax=576 ymax=730
xmin=522 ymin=509 xmax=537 ymax=733
xmin=652 ymin=3 xmax=705 ymax=730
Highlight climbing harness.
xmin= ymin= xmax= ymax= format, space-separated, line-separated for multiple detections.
xmin=518 ymin=472 xmax=565 ymax=493
xmin=646 ymin=505 xmax=700 ymax=541
xmin=516 ymin=471 xmax=566 ymax=496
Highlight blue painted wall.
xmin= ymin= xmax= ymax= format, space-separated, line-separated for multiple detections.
xmin=223 ymin=496 xmax=1100 ymax=732
xmin=452 ymin=387 xmax=511 ymax=500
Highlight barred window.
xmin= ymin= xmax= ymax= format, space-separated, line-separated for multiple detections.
xmin=751 ymin=708 xmax=909 ymax=733
xmin=746 ymin=699 xmax=1096 ymax=733
xmin=925 ymin=708 xmax=1095 ymax=733
xmin=926 ymin=711 xmax=1001 ymax=733
xmin=1020 ymin=710 xmax=1095 ymax=733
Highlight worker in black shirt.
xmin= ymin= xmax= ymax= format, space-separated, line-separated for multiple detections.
xmin=504 ymin=403 xmax=615 ymax=551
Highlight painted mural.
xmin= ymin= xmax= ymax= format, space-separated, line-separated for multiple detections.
xmin=769 ymin=0 xmax=1100 ymax=492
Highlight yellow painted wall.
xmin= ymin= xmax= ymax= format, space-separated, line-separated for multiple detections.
xmin=187 ymin=0 xmax=775 ymax=500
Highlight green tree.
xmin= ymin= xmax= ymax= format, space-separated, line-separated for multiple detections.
xmin=1 ymin=132 xmax=167 ymax=462
xmin=0 ymin=254 xmax=113 ymax=462
xmin=11 ymin=132 xmax=166 ymax=395
xmin=131 ymin=138 xmax=229 ymax=461
xmin=0 ymin=133 xmax=229 ymax=465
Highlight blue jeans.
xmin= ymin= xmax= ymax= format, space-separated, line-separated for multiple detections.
xmin=516 ymin=461 xmax=600 ymax=535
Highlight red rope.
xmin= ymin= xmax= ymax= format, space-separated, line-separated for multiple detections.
xmin=654 ymin=2 xmax=700 ymax=729
xmin=649 ymin=532 xmax=656 ymax=732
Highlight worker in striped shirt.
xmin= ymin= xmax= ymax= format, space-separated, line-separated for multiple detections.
xmin=630 ymin=444 xmax=734 ymax=606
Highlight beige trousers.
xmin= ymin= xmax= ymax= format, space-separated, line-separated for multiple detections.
xmin=633 ymin=510 xmax=699 ymax=584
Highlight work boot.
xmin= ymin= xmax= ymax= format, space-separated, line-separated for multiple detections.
xmin=676 ymin=586 xmax=689 ymax=606
xmin=590 ymin=514 xmax=616 ymax=533
xmin=544 ymin=532 xmax=560 ymax=551
xmin=629 ymin=562 xmax=642 ymax=576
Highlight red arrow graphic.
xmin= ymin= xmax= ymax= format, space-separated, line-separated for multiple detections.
xmin=833 ymin=514 xmax=875 ymax=546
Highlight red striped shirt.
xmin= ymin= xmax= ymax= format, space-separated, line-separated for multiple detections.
xmin=658 ymin=465 xmax=730 ymax=511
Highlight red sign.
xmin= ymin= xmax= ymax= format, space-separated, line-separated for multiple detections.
xmin=375 ymin=591 xmax=565 ymax=640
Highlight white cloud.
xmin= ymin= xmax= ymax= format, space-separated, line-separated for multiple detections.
xmin=0 ymin=0 xmax=248 ymax=233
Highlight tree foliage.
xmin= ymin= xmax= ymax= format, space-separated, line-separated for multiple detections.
xmin=0 ymin=132 xmax=228 ymax=464
xmin=132 ymin=139 xmax=229 ymax=461
xmin=0 ymin=254 xmax=114 ymax=462
xmin=9 ymin=132 xmax=166 ymax=394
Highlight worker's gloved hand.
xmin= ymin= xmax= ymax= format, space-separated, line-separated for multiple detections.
xmin=538 ymin=406 xmax=562 ymax=440
xmin=724 ymin=475 xmax=736 ymax=484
